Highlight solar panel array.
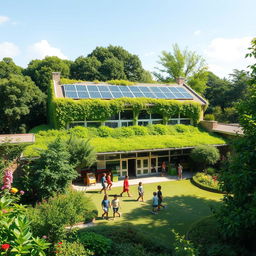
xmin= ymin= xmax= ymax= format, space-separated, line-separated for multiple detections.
xmin=63 ymin=84 xmax=193 ymax=100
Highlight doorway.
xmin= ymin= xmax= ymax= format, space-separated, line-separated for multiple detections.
xmin=128 ymin=159 xmax=136 ymax=177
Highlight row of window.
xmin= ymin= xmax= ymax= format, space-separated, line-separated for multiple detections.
xmin=68 ymin=110 xmax=191 ymax=128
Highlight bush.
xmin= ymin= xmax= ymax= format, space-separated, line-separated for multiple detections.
xmin=130 ymin=125 xmax=149 ymax=136
xmin=27 ymin=190 xmax=98 ymax=243
xmin=191 ymin=145 xmax=220 ymax=169
xmin=106 ymin=79 xmax=135 ymax=86
xmin=174 ymin=124 xmax=190 ymax=133
xmin=112 ymin=243 xmax=154 ymax=256
xmin=97 ymin=126 xmax=114 ymax=137
xmin=79 ymin=232 xmax=112 ymax=256
xmin=205 ymin=167 xmax=217 ymax=175
xmin=29 ymin=124 xmax=51 ymax=133
xmin=55 ymin=241 xmax=93 ymax=256
xmin=193 ymin=172 xmax=220 ymax=191
xmin=204 ymin=114 xmax=215 ymax=121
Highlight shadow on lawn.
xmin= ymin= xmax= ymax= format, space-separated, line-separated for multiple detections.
xmin=121 ymin=195 xmax=221 ymax=237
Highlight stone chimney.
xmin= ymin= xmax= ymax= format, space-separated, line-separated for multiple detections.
xmin=176 ymin=77 xmax=185 ymax=85
xmin=52 ymin=72 xmax=61 ymax=85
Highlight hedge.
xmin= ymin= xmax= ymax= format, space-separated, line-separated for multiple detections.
xmin=49 ymin=95 xmax=202 ymax=129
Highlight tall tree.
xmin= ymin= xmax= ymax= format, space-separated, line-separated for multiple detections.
xmin=23 ymin=56 xmax=71 ymax=93
xmin=0 ymin=74 xmax=46 ymax=133
xmin=154 ymin=44 xmax=208 ymax=94
xmin=0 ymin=57 xmax=23 ymax=79
xmin=217 ymin=38 xmax=256 ymax=254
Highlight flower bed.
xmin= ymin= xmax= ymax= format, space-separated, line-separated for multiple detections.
xmin=191 ymin=172 xmax=223 ymax=193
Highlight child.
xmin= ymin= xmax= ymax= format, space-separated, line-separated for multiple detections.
xmin=106 ymin=173 xmax=113 ymax=190
xmin=137 ymin=182 xmax=144 ymax=202
xmin=152 ymin=192 xmax=158 ymax=214
xmin=120 ymin=175 xmax=132 ymax=197
xmin=178 ymin=164 xmax=183 ymax=180
xmin=111 ymin=194 xmax=121 ymax=219
xmin=157 ymin=185 xmax=166 ymax=210
xmin=101 ymin=194 xmax=110 ymax=219
xmin=100 ymin=173 xmax=107 ymax=194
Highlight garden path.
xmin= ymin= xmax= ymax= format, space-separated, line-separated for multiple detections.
xmin=73 ymin=172 xmax=192 ymax=192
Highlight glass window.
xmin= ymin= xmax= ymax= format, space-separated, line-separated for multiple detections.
xmin=122 ymin=160 xmax=127 ymax=169
xmin=170 ymin=150 xmax=182 ymax=155
xmin=86 ymin=122 xmax=101 ymax=128
xmin=97 ymin=155 xmax=105 ymax=161
xmin=121 ymin=121 xmax=133 ymax=127
xmin=137 ymin=159 xmax=141 ymax=168
xmin=105 ymin=154 xmax=120 ymax=160
xmin=138 ymin=110 xmax=150 ymax=120
xmin=180 ymin=119 xmax=191 ymax=125
xmin=137 ymin=152 xmax=149 ymax=157
xmin=137 ymin=169 xmax=142 ymax=175
xmin=108 ymin=113 xmax=119 ymax=120
xmin=106 ymin=160 xmax=120 ymax=174
xmin=152 ymin=120 xmax=162 ymax=124
xmin=143 ymin=159 xmax=148 ymax=168
xmin=138 ymin=121 xmax=149 ymax=126
xmin=105 ymin=122 xmax=118 ymax=128
xmin=151 ymin=113 xmax=162 ymax=119
xmin=143 ymin=169 xmax=149 ymax=174
xmin=151 ymin=158 xmax=157 ymax=173
xmin=168 ymin=119 xmax=178 ymax=125
xmin=151 ymin=150 xmax=169 ymax=156
xmin=121 ymin=153 xmax=136 ymax=158
xmin=120 ymin=110 xmax=133 ymax=120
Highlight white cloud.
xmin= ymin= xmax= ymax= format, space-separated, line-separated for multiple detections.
xmin=193 ymin=30 xmax=201 ymax=36
xmin=205 ymin=36 xmax=254 ymax=77
xmin=0 ymin=42 xmax=20 ymax=59
xmin=0 ymin=16 xmax=9 ymax=24
xmin=29 ymin=40 xmax=67 ymax=59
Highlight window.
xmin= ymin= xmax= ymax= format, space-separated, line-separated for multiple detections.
xmin=138 ymin=121 xmax=149 ymax=126
xmin=180 ymin=119 xmax=191 ymax=125
xmin=151 ymin=151 xmax=169 ymax=156
xmin=138 ymin=110 xmax=150 ymax=120
xmin=137 ymin=152 xmax=149 ymax=157
xmin=168 ymin=119 xmax=178 ymax=125
xmin=152 ymin=120 xmax=162 ymax=124
xmin=105 ymin=122 xmax=118 ymax=128
xmin=105 ymin=154 xmax=120 ymax=160
xmin=108 ymin=113 xmax=119 ymax=120
xmin=120 ymin=110 xmax=133 ymax=120
xmin=86 ymin=122 xmax=101 ymax=128
xmin=69 ymin=122 xmax=85 ymax=128
xmin=121 ymin=153 xmax=136 ymax=158
xmin=151 ymin=113 xmax=162 ymax=119
xmin=106 ymin=161 xmax=120 ymax=175
xmin=121 ymin=121 xmax=133 ymax=127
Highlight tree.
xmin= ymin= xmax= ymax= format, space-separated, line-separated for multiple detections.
xmin=191 ymin=145 xmax=220 ymax=170
xmin=32 ymin=138 xmax=77 ymax=200
xmin=0 ymin=75 xmax=46 ymax=133
xmin=66 ymin=136 xmax=96 ymax=170
xmin=0 ymin=57 xmax=23 ymax=79
xmin=71 ymin=45 xmax=147 ymax=82
xmin=216 ymin=37 xmax=256 ymax=254
xmin=154 ymin=44 xmax=208 ymax=94
xmin=24 ymin=56 xmax=71 ymax=93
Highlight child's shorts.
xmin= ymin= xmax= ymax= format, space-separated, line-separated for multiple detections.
xmin=103 ymin=207 xmax=109 ymax=212
xmin=153 ymin=205 xmax=158 ymax=208
xmin=113 ymin=207 xmax=119 ymax=213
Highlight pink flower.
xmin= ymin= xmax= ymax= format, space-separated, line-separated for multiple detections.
xmin=42 ymin=235 xmax=48 ymax=239
xmin=2 ymin=209 xmax=8 ymax=214
xmin=19 ymin=190 xmax=25 ymax=195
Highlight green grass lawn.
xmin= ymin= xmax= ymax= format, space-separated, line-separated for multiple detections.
xmin=86 ymin=179 xmax=223 ymax=245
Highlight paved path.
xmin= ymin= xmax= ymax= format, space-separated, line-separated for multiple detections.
xmin=73 ymin=172 xmax=192 ymax=192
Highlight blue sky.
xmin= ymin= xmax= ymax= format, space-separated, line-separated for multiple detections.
xmin=0 ymin=0 xmax=255 ymax=78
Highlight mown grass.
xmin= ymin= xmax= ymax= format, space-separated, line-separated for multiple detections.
xmin=24 ymin=125 xmax=227 ymax=157
xmin=85 ymin=179 xmax=223 ymax=245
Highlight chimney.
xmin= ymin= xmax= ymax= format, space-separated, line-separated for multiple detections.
xmin=52 ymin=72 xmax=61 ymax=85
xmin=176 ymin=77 xmax=185 ymax=85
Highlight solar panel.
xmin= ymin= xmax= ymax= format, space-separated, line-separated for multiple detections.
xmin=62 ymin=84 xmax=194 ymax=100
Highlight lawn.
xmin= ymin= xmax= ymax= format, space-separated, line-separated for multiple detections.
xmin=85 ymin=179 xmax=223 ymax=245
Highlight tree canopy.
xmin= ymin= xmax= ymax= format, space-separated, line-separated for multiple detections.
xmin=154 ymin=44 xmax=208 ymax=94
xmin=0 ymin=57 xmax=23 ymax=79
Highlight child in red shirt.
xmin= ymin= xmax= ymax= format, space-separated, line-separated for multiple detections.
xmin=106 ymin=173 xmax=112 ymax=190
xmin=120 ymin=175 xmax=132 ymax=197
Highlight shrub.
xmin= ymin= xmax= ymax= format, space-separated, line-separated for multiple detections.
xmin=204 ymin=114 xmax=215 ymax=121
xmin=29 ymin=124 xmax=51 ymax=133
xmin=97 ymin=126 xmax=114 ymax=137
xmin=67 ymin=126 xmax=89 ymax=138
xmin=55 ymin=241 xmax=93 ymax=256
xmin=191 ymin=145 xmax=220 ymax=169
xmin=193 ymin=172 xmax=220 ymax=190
xmin=205 ymin=167 xmax=216 ymax=175
xmin=119 ymin=127 xmax=136 ymax=137
xmin=0 ymin=192 xmax=50 ymax=255
xmin=27 ymin=190 xmax=98 ymax=243
xmin=31 ymin=138 xmax=77 ymax=200
xmin=112 ymin=243 xmax=153 ymax=256
xmin=174 ymin=124 xmax=190 ymax=133
xmin=130 ymin=125 xmax=149 ymax=136
xmin=79 ymin=232 xmax=112 ymax=256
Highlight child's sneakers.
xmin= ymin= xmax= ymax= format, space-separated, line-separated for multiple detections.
xmin=151 ymin=211 xmax=158 ymax=215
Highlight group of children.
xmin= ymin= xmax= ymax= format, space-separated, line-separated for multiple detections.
xmin=100 ymin=174 xmax=166 ymax=219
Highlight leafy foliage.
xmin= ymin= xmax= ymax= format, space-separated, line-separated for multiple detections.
xmin=0 ymin=193 xmax=50 ymax=255
xmin=0 ymin=57 xmax=23 ymax=79
xmin=31 ymin=138 xmax=77 ymax=200
xmin=0 ymin=74 xmax=46 ymax=133
xmin=154 ymin=43 xmax=208 ymax=94
xmin=26 ymin=190 xmax=98 ymax=244
xmin=191 ymin=145 xmax=220 ymax=169
xmin=54 ymin=241 xmax=93 ymax=256
xmin=193 ymin=172 xmax=220 ymax=191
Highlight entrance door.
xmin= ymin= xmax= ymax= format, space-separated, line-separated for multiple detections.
xmin=128 ymin=159 xmax=136 ymax=177
xmin=150 ymin=157 xmax=158 ymax=174
xmin=120 ymin=159 xmax=128 ymax=177
xmin=136 ymin=158 xmax=149 ymax=176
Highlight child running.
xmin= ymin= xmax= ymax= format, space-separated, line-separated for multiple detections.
xmin=152 ymin=192 xmax=158 ymax=214
xmin=157 ymin=185 xmax=166 ymax=210
xmin=137 ymin=182 xmax=144 ymax=202
xmin=120 ymin=175 xmax=132 ymax=197
xmin=106 ymin=173 xmax=113 ymax=190
xmin=100 ymin=173 xmax=107 ymax=194
xmin=111 ymin=194 xmax=121 ymax=219
xmin=101 ymin=194 xmax=110 ymax=219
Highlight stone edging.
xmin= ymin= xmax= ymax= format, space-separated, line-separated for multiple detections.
xmin=190 ymin=177 xmax=224 ymax=194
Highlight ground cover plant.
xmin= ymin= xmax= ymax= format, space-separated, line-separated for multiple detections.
xmin=24 ymin=124 xmax=226 ymax=157
xmin=192 ymin=172 xmax=221 ymax=192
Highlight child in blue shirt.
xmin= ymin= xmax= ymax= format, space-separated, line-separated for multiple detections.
xmin=101 ymin=195 xmax=110 ymax=219
xmin=152 ymin=192 xmax=158 ymax=214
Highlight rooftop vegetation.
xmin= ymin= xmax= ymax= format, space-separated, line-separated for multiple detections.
xmin=24 ymin=124 xmax=227 ymax=157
